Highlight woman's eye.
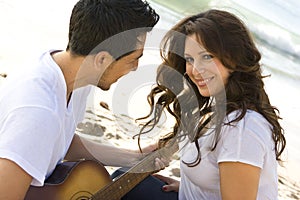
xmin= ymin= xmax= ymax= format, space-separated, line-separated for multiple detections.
xmin=185 ymin=57 xmax=194 ymax=64
xmin=202 ymin=54 xmax=214 ymax=60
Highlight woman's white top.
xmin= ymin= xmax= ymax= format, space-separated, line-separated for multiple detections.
xmin=179 ymin=110 xmax=278 ymax=200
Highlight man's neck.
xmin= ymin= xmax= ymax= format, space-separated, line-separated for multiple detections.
xmin=51 ymin=51 xmax=84 ymax=102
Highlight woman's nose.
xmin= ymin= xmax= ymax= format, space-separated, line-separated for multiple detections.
xmin=192 ymin=64 xmax=205 ymax=75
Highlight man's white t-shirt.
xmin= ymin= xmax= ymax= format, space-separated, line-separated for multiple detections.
xmin=0 ymin=50 xmax=90 ymax=186
xmin=179 ymin=110 xmax=278 ymax=200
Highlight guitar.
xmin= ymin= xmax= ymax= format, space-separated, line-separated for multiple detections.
xmin=25 ymin=141 xmax=178 ymax=200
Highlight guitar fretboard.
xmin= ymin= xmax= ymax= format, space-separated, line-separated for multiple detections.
xmin=91 ymin=142 xmax=178 ymax=200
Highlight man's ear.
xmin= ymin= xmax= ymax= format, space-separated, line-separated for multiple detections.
xmin=93 ymin=51 xmax=114 ymax=70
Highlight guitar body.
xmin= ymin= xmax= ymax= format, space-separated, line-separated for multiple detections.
xmin=25 ymin=141 xmax=178 ymax=200
xmin=25 ymin=160 xmax=112 ymax=200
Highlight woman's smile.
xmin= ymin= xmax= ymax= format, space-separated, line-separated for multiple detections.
xmin=194 ymin=76 xmax=215 ymax=87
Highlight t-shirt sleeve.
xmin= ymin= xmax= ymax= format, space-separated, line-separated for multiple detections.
xmin=0 ymin=106 xmax=61 ymax=186
xmin=216 ymin=113 xmax=268 ymax=168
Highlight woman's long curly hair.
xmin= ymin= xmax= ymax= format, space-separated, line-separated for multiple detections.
xmin=137 ymin=9 xmax=286 ymax=166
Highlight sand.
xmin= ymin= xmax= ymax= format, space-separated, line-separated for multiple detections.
xmin=75 ymin=99 xmax=300 ymax=200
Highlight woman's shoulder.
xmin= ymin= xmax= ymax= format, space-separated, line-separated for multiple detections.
xmin=226 ymin=109 xmax=269 ymax=127
xmin=223 ymin=109 xmax=273 ymax=145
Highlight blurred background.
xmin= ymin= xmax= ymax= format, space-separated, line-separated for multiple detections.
xmin=0 ymin=0 xmax=299 ymax=196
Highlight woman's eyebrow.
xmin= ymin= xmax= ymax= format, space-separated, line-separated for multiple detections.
xmin=184 ymin=50 xmax=207 ymax=56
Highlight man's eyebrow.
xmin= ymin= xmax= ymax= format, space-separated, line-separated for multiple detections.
xmin=137 ymin=38 xmax=143 ymax=44
xmin=136 ymin=53 xmax=143 ymax=59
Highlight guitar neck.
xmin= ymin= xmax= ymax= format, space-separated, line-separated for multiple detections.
xmin=91 ymin=142 xmax=178 ymax=200
xmin=91 ymin=170 xmax=151 ymax=200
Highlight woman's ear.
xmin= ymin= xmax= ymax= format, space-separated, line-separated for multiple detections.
xmin=93 ymin=51 xmax=114 ymax=71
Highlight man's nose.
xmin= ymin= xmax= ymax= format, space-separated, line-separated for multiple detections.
xmin=132 ymin=60 xmax=139 ymax=71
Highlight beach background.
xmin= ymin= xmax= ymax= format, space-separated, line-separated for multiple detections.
xmin=0 ymin=0 xmax=299 ymax=199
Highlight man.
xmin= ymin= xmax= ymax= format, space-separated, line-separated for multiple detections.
xmin=0 ymin=0 xmax=159 ymax=199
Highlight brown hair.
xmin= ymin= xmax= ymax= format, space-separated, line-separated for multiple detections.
xmin=138 ymin=9 xmax=285 ymax=166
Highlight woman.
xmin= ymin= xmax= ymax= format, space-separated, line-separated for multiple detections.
xmin=122 ymin=9 xmax=286 ymax=200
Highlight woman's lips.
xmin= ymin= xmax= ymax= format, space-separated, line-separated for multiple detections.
xmin=195 ymin=76 xmax=214 ymax=87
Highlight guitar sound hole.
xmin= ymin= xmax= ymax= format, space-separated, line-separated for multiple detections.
xmin=70 ymin=191 xmax=93 ymax=200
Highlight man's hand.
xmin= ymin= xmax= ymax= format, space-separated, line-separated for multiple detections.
xmin=132 ymin=142 xmax=172 ymax=171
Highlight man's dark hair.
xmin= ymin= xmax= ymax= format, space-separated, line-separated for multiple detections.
xmin=66 ymin=0 xmax=159 ymax=58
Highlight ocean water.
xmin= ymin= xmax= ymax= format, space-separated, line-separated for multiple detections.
xmin=0 ymin=0 xmax=299 ymax=182
xmin=147 ymin=0 xmax=300 ymax=182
